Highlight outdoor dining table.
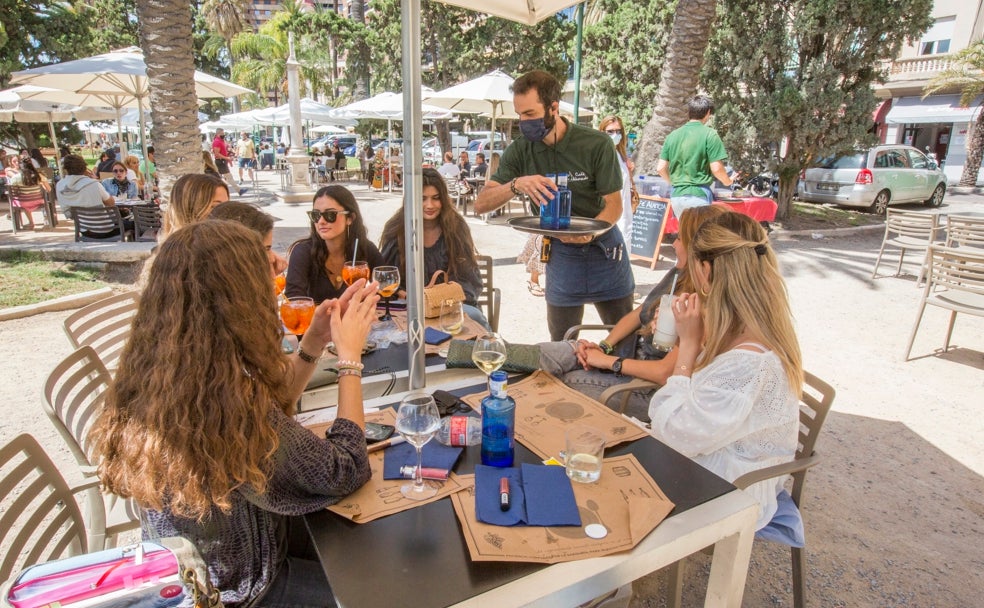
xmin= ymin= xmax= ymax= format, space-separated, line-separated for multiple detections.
xmin=662 ymin=196 xmax=778 ymax=234
xmin=303 ymin=375 xmax=759 ymax=608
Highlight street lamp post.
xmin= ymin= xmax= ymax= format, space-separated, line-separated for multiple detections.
xmin=280 ymin=32 xmax=316 ymax=203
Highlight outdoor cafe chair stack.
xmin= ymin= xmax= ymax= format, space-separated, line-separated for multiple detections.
xmin=904 ymin=245 xmax=984 ymax=360
xmin=943 ymin=213 xmax=984 ymax=251
xmin=63 ymin=291 xmax=139 ymax=373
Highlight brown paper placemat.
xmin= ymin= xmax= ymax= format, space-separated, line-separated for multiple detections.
xmin=460 ymin=370 xmax=649 ymax=460
xmin=449 ymin=454 xmax=674 ymax=563
xmin=387 ymin=309 xmax=487 ymax=355
xmin=307 ymin=409 xmax=469 ymax=523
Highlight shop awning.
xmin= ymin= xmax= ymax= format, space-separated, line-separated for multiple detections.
xmin=872 ymin=99 xmax=892 ymax=123
xmin=885 ymin=95 xmax=981 ymax=124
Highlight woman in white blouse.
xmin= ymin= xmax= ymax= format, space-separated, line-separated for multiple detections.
xmin=648 ymin=212 xmax=803 ymax=530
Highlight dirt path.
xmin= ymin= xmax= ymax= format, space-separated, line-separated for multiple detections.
xmin=3 ymin=201 xmax=982 ymax=606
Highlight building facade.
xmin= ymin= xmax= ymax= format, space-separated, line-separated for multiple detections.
xmin=875 ymin=0 xmax=984 ymax=184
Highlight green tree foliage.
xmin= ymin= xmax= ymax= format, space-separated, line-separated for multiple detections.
xmin=925 ymin=40 xmax=984 ymax=187
xmin=582 ymin=0 xmax=676 ymax=139
xmin=84 ymin=0 xmax=140 ymax=52
xmin=702 ymin=0 xmax=933 ymax=217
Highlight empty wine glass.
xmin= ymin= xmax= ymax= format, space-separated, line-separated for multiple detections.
xmin=472 ymin=332 xmax=507 ymax=390
xmin=395 ymin=392 xmax=441 ymax=500
xmin=437 ymin=299 xmax=464 ymax=357
xmin=373 ymin=265 xmax=400 ymax=321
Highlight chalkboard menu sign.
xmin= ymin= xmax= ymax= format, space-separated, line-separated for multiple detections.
xmin=630 ymin=195 xmax=671 ymax=269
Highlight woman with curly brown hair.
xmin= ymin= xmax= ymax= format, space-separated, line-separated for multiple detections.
xmin=286 ymin=185 xmax=384 ymax=304
xmin=378 ymin=167 xmax=488 ymax=327
xmin=92 ymin=220 xmax=378 ymax=606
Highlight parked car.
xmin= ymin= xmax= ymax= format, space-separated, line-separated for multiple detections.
xmin=799 ymin=144 xmax=946 ymax=214
xmin=466 ymin=137 xmax=507 ymax=165
xmin=311 ymin=135 xmax=357 ymax=154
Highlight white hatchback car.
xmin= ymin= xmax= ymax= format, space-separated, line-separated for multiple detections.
xmin=800 ymin=145 xmax=946 ymax=214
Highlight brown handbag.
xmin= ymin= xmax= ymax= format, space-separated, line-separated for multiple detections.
xmin=422 ymin=270 xmax=466 ymax=318
xmin=630 ymin=185 xmax=641 ymax=213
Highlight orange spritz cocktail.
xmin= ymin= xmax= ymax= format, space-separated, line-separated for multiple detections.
xmin=280 ymin=297 xmax=315 ymax=335
xmin=342 ymin=261 xmax=370 ymax=286
xmin=274 ymin=274 xmax=287 ymax=295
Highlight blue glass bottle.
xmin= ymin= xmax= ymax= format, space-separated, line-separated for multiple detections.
xmin=556 ymin=173 xmax=572 ymax=229
xmin=481 ymin=371 xmax=515 ymax=467
xmin=539 ymin=173 xmax=560 ymax=230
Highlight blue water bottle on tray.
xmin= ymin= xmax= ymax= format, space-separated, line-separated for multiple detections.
xmin=556 ymin=173 xmax=572 ymax=229
xmin=539 ymin=173 xmax=560 ymax=230
xmin=481 ymin=371 xmax=515 ymax=467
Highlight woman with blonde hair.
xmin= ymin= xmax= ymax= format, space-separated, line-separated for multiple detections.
xmin=539 ymin=205 xmax=730 ymax=419
xmin=124 ymin=155 xmax=145 ymax=193
xmin=598 ymin=115 xmax=636 ymax=243
xmin=92 ymin=220 xmax=378 ymax=605
xmin=649 ymin=212 xmax=802 ymax=530
xmin=160 ymin=173 xmax=229 ymax=240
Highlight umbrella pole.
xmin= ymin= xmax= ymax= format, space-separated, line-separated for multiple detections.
xmin=115 ymin=106 xmax=127 ymax=160
xmin=46 ymin=113 xmax=61 ymax=171
xmin=401 ymin=0 xmax=426 ymax=389
xmin=387 ymin=118 xmax=393 ymax=192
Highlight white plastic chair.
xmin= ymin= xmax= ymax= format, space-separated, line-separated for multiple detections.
xmin=904 ymin=245 xmax=984 ymax=360
xmin=871 ymin=208 xmax=940 ymax=284
xmin=944 ymin=213 xmax=984 ymax=251
xmin=62 ymin=291 xmax=139 ymax=372
xmin=43 ymin=346 xmax=141 ymax=550
xmin=1 ymin=433 xmax=96 ymax=582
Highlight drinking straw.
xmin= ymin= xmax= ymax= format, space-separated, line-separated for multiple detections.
xmin=352 ymin=238 xmax=359 ymax=266
xmin=669 ymin=271 xmax=678 ymax=296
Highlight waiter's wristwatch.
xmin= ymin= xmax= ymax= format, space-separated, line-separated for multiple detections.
xmin=612 ymin=357 xmax=625 ymax=377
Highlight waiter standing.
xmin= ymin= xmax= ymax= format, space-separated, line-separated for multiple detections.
xmin=475 ymin=70 xmax=634 ymax=341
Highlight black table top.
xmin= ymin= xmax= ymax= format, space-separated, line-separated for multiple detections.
xmin=304 ymin=382 xmax=734 ymax=608
xmin=305 ymin=342 xmax=446 ymax=390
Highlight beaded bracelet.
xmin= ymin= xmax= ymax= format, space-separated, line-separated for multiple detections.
xmin=335 ymin=359 xmax=365 ymax=370
xmin=296 ymin=346 xmax=319 ymax=364
xmin=599 ymin=340 xmax=614 ymax=355
xmin=337 ymin=368 xmax=363 ymax=378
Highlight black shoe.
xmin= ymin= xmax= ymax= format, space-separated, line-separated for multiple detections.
xmin=239 ymin=187 xmax=250 ymax=196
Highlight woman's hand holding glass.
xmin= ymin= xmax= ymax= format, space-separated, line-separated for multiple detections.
xmin=329 ymin=279 xmax=380 ymax=361
xmin=672 ymin=292 xmax=704 ymax=347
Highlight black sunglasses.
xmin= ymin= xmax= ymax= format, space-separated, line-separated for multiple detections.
xmin=307 ymin=209 xmax=350 ymax=223
xmin=113 ymin=169 xmax=127 ymax=173
xmin=605 ymin=128 xmax=623 ymax=135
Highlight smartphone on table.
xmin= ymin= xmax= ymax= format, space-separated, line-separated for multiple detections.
xmin=364 ymin=422 xmax=396 ymax=444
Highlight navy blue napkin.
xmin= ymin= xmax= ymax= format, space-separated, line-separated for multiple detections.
xmin=424 ymin=327 xmax=452 ymax=345
xmin=475 ymin=465 xmax=525 ymax=526
xmin=521 ymin=463 xmax=581 ymax=526
xmin=382 ymin=441 xmax=463 ymax=479
xmin=474 ymin=464 xmax=581 ymax=527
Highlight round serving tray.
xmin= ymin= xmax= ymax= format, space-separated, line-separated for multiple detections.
xmin=506 ymin=216 xmax=613 ymax=238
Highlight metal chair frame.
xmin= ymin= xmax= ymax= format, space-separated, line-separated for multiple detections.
xmin=63 ymin=291 xmax=139 ymax=373
xmin=871 ymin=208 xmax=940 ymax=284
xmin=475 ymin=254 xmax=501 ymax=332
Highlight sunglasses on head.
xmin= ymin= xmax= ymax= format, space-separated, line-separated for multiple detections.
xmin=307 ymin=209 xmax=349 ymax=223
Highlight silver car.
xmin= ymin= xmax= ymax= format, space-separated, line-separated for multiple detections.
xmin=800 ymin=145 xmax=946 ymax=214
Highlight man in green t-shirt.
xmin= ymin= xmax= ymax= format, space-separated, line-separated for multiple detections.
xmin=475 ymin=70 xmax=635 ymax=341
xmin=656 ymin=95 xmax=735 ymax=218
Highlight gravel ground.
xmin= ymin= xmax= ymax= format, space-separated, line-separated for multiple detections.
xmin=2 ymin=178 xmax=982 ymax=606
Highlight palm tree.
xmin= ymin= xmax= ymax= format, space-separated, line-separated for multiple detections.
xmin=133 ymin=0 xmax=202 ymax=192
xmin=201 ymin=0 xmax=251 ymax=111
xmin=633 ymin=0 xmax=719 ymax=176
xmin=349 ymin=0 xmax=370 ymax=100
xmin=925 ymin=40 xmax=984 ymax=188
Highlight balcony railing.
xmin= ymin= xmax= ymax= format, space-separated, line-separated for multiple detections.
xmin=889 ymin=54 xmax=953 ymax=76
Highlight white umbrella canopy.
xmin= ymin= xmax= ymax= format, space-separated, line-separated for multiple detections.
xmin=332 ymin=91 xmax=452 ymax=121
xmin=310 ymin=124 xmax=346 ymax=134
xmin=435 ymin=0 xmax=581 ymax=24
xmin=252 ymin=98 xmax=357 ymax=127
xmin=10 ymin=46 xmax=252 ymax=186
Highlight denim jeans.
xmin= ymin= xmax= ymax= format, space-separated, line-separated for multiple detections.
xmin=546 ymin=294 xmax=635 ymax=342
xmin=538 ymin=341 xmax=655 ymax=422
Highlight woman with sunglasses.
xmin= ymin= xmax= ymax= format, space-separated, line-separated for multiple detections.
xmin=286 ymin=185 xmax=384 ymax=304
xmin=101 ymin=161 xmax=138 ymax=199
xmin=599 ymin=115 xmax=636 ymax=245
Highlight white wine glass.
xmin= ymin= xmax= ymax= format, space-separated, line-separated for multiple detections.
xmin=395 ymin=392 xmax=441 ymax=500
xmin=373 ymin=265 xmax=400 ymax=321
xmin=437 ymin=299 xmax=464 ymax=357
xmin=472 ymin=332 xmax=507 ymax=390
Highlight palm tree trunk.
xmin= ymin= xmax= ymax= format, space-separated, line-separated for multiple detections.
xmin=959 ymin=109 xmax=983 ymax=187
xmin=134 ymin=0 xmax=204 ymax=196
xmin=634 ymin=0 xmax=719 ymax=177
xmin=351 ymin=0 xmax=370 ymax=100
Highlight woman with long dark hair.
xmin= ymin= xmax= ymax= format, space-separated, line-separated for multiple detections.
xmin=599 ymin=115 xmax=636 ymax=244
xmin=286 ymin=185 xmax=384 ymax=303
xmin=377 ymin=167 xmax=487 ymax=326
xmin=93 ymin=220 xmax=378 ymax=606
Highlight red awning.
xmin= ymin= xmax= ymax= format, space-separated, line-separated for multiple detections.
xmin=873 ymin=99 xmax=892 ymax=123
